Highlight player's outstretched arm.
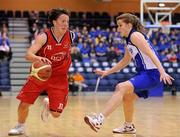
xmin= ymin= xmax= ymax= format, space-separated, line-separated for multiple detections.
xmin=95 ymin=47 xmax=132 ymax=78
xmin=131 ymin=32 xmax=174 ymax=85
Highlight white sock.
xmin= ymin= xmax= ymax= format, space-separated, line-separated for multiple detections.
xmin=125 ymin=122 xmax=133 ymax=127
xmin=18 ymin=123 xmax=25 ymax=126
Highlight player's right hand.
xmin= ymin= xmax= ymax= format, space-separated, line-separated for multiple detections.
xmin=94 ymin=69 xmax=108 ymax=78
xmin=36 ymin=56 xmax=52 ymax=65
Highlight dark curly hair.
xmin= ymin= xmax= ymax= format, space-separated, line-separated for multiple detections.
xmin=48 ymin=8 xmax=69 ymax=25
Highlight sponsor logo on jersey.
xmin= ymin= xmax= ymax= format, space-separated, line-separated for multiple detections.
xmin=51 ymin=52 xmax=67 ymax=61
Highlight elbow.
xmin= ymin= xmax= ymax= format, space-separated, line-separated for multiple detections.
xmin=25 ymin=52 xmax=30 ymax=61
xmin=25 ymin=55 xmax=28 ymax=61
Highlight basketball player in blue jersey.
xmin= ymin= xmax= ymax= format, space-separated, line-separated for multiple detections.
xmin=84 ymin=13 xmax=174 ymax=134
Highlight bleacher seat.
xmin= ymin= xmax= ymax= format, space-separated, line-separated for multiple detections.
xmin=39 ymin=11 xmax=46 ymax=18
xmin=111 ymin=62 xmax=117 ymax=67
xmin=177 ymin=68 xmax=180 ymax=73
xmin=99 ymin=79 xmax=108 ymax=85
xmin=15 ymin=10 xmax=21 ymax=18
xmin=172 ymin=62 xmax=179 ymax=68
xmin=0 ymin=72 xmax=9 ymax=78
xmin=86 ymin=67 xmax=93 ymax=72
xmin=108 ymin=79 xmax=118 ymax=89
xmin=7 ymin=10 xmax=13 ymax=18
xmin=85 ymin=73 xmax=97 ymax=79
xmin=167 ymin=68 xmax=174 ymax=73
xmin=104 ymin=67 xmax=110 ymax=71
xmin=77 ymin=67 xmax=84 ymax=72
xmin=106 ymin=74 xmax=116 ymax=79
xmin=0 ymin=61 xmax=11 ymax=91
xmin=75 ymin=62 xmax=82 ymax=67
xmin=84 ymin=62 xmax=91 ymax=67
xmin=23 ymin=11 xmax=29 ymax=18
xmin=92 ymin=62 xmax=99 ymax=68
xmin=129 ymin=62 xmax=135 ymax=67
xmin=163 ymin=62 xmax=171 ymax=68
xmin=122 ymin=68 xmax=130 ymax=73
xmin=101 ymin=61 xmax=109 ymax=67
xmin=86 ymin=79 xmax=96 ymax=86
xmin=131 ymin=67 xmax=136 ymax=73
xmin=115 ymin=73 xmax=125 ymax=81
xmin=69 ymin=67 xmax=75 ymax=73
xmin=0 ymin=10 xmax=6 ymax=20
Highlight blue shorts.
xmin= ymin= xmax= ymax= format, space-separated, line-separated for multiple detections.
xmin=129 ymin=69 xmax=161 ymax=98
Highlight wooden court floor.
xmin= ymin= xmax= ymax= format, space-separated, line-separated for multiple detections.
xmin=0 ymin=93 xmax=179 ymax=137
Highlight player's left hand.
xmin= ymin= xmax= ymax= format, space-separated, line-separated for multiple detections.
xmin=94 ymin=69 xmax=108 ymax=78
xmin=160 ymin=72 xmax=174 ymax=85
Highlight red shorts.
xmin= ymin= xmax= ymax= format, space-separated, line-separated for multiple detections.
xmin=17 ymin=74 xmax=68 ymax=112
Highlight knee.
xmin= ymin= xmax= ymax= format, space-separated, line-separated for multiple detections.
xmin=50 ymin=111 xmax=61 ymax=118
xmin=19 ymin=102 xmax=30 ymax=110
xmin=115 ymin=83 xmax=126 ymax=92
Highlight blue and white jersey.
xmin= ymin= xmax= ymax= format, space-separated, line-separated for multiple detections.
xmin=126 ymin=29 xmax=158 ymax=72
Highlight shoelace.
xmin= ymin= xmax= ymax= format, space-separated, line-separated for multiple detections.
xmin=13 ymin=125 xmax=22 ymax=130
xmin=123 ymin=123 xmax=134 ymax=131
xmin=90 ymin=113 xmax=103 ymax=124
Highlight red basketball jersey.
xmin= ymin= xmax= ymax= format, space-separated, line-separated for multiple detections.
xmin=37 ymin=28 xmax=75 ymax=75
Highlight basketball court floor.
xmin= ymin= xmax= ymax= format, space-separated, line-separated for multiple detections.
xmin=0 ymin=93 xmax=179 ymax=137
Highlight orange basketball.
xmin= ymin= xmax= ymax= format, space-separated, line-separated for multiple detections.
xmin=30 ymin=61 xmax=52 ymax=81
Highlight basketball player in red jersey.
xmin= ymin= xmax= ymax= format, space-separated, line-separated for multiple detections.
xmin=8 ymin=8 xmax=75 ymax=136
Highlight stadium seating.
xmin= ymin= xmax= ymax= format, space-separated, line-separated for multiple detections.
xmin=0 ymin=61 xmax=11 ymax=91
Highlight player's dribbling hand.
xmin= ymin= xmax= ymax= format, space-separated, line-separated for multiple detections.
xmin=160 ymin=72 xmax=174 ymax=85
xmin=36 ymin=56 xmax=52 ymax=65
xmin=94 ymin=69 xmax=108 ymax=78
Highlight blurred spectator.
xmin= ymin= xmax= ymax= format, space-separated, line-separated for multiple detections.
xmin=29 ymin=11 xmax=39 ymax=27
xmin=89 ymin=27 xmax=96 ymax=38
xmin=95 ymin=42 xmax=108 ymax=62
xmin=81 ymin=13 xmax=88 ymax=26
xmin=107 ymin=46 xmax=117 ymax=62
xmin=110 ymin=16 xmax=116 ymax=27
xmin=40 ymin=23 xmax=48 ymax=32
xmin=159 ymin=50 xmax=168 ymax=62
xmin=71 ymin=45 xmax=82 ymax=62
xmin=68 ymin=73 xmax=78 ymax=96
xmin=80 ymin=42 xmax=91 ymax=63
xmin=0 ymin=32 xmax=12 ymax=61
xmin=90 ymin=43 xmax=97 ymax=63
xmin=73 ymin=72 xmax=87 ymax=92
xmin=167 ymin=51 xmax=177 ymax=62
xmin=77 ymin=38 xmax=83 ymax=50
xmin=1 ymin=23 xmax=8 ymax=35
xmin=30 ymin=23 xmax=40 ymax=44
xmin=170 ymin=40 xmax=178 ymax=53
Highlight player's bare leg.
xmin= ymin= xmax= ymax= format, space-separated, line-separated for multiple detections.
xmin=18 ymin=102 xmax=31 ymax=123
xmin=113 ymin=93 xmax=138 ymax=134
xmin=9 ymin=102 xmax=30 ymax=135
xmin=50 ymin=111 xmax=61 ymax=118
xmin=101 ymin=81 xmax=134 ymax=117
xmin=123 ymin=93 xmax=138 ymax=122
xmin=84 ymin=81 xmax=134 ymax=132
xmin=41 ymin=97 xmax=61 ymax=122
